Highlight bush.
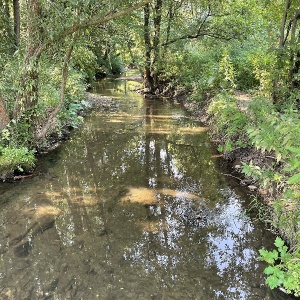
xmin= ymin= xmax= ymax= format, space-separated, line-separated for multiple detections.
xmin=0 ymin=145 xmax=35 ymax=174
xmin=207 ymin=93 xmax=250 ymax=154
xmin=259 ymin=237 xmax=300 ymax=297
xmin=72 ymin=45 xmax=98 ymax=82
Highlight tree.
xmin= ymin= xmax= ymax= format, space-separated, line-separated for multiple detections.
xmin=140 ymin=0 xmax=259 ymax=95
xmin=13 ymin=0 xmax=20 ymax=47
xmin=3 ymin=0 xmax=151 ymax=140
xmin=0 ymin=94 xmax=9 ymax=131
xmin=272 ymin=0 xmax=300 ymax=103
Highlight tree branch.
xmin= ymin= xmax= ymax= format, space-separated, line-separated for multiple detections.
xmin=162 ymin=30 xmax=234 ymax=46
xmin=48 ymin=0 xmax=151 ymax=46
xmin=279 ymin=0 xmax=292 ymax=48
xmin=35 ymin=40 xmax=74 ymax=141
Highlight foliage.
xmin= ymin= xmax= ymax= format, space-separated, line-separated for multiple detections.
xmin=182 ymin=43 xmax=220 ymax=101
xmin=245 ymin=98 xmax=300 ymax=191
xmin=208 ymin=92 xmax=300 ymax=296
xmin=72 ymin=45 xmax=98 ymax=82
xmin=218 ymin=50 xmax=236 ymax=91
xmin=208 ymin=93 xmax=250 ymax=154
xmin=38 ymin=64 xmax=87 ymax=135
xmin=97 ymin=53 xmax=124 ymax=75
xmin=0 ymin=145 xmax=35 ymax=174
xmin=259 ymin=237 xmax=300 ymax=296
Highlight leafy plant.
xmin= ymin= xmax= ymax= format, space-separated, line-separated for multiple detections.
xmin=208 ymin=93 xmax=250 ymax=155
xmin=0 ymin=145 xmax=35 ymax=173
xmin=259 ymin=237 xmax=300 ymax=296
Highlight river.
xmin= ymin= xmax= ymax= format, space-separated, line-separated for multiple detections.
xmin=0 ymin=75 xmax=293 ymax=299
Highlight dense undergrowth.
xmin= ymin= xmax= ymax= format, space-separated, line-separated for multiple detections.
xmin=157 ymin=37 xmax=300 ymax=295
xmin=207 ymin=93 xmax=300 ymax=295
xmin=0 ymin=62 xmax=86 ymax=177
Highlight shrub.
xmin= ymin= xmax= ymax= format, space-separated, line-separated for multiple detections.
xmin=259 ymin=237 xmax=300 ymax=297
xmin=207 ymin=93 xmax=250 ymax=154
xmin=0 ymin=145 xmax=35 ymax=174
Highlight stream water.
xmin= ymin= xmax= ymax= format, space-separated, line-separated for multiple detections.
xmin=0 ymin=75 xmax=293 ymax=299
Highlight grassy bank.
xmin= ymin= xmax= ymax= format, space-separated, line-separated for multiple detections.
xmin=200 ymin=91 xmax=300 ymax=296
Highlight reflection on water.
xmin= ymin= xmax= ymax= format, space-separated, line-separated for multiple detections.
xmin=0 ymin=76 xmax=291 ymax=299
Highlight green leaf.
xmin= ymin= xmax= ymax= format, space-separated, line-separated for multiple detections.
xmin=266 ymin=274 xmax=282 ymax=289
xmin=287 ymin=173 xmax=300 ymax=184
xmin=264 ymin=265 xmax=275 ymax=275
xmin=274 ymin=237 xmax=284 ymax=249
xmin=259 ymin=249 xmax=278 ymax=264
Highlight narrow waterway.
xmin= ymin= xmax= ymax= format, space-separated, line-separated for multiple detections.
xmin=0 ymin=76 xmax=291 ymax=299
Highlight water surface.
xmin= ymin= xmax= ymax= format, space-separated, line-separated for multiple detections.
xmin=0 ymin=76 xmax=291 ymax=299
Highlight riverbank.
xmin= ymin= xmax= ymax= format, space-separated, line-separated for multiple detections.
xmin=0 ymin=93 xmax=121 ymax=181
xmin=181 ymin=91 xmax=300 ymax=297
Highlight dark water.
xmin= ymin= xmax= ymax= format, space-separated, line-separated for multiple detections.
xmin=0 ymin=76 xmax=292 ymax=299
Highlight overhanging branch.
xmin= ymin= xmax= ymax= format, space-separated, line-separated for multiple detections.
xmin=34 ymin=0 xmax=151 ymax=55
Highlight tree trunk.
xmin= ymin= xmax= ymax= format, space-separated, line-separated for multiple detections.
xmin=143 ymin=3 xmax=154 ymax=93
xmin=152 ymin=0 xmax=162 ymax=90
xmin=289 ymin=10 xmax=300 ymax=88
xmin=0 ymin=94 xmax=10 ymax=130
xmin=279 ymin=0 xmax=291 ymax=48
xmin=13 ymin=0 xmax=20 ymax=48
xmin=13 ymin=0 xmax=43 ymax=118
xmin=143 ymin=1 xmax=163 ymax=95
xmin=4 ymin=0 xmax=13 ymax=40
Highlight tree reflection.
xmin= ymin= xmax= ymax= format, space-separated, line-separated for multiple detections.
xmin=0 ymin=79 xmax=280 ymax=299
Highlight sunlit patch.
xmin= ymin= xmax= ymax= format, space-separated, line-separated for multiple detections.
xmin=25 ymin=205 xmax=62 ymax=220
xmin=138 ymin=220 xmax=168 ymax=233
xmin=106 ymin=114 xmax=144 ymax=123
xmin=178 ymin=127 xmax=208 ymax=134
xmin=142 ymin=128 xmax=174 ymax=135
xmin=146 ymin=115 xmax=174 ymax=120
xmin=119 ymin=187 xmax=158 ymax=205
xmin=44 ymin=191 xmax=66 ymax=199
xmin=119 ymin=186 xmax=202 ymax=205
xmin=158 ymin=188 xmax=202 ymax=200
xmin=73 ymin=195 xmax=99 ymax=206
xmin=211 ymin=154 xmax=223 ymax=158
xmin=108 ymin=119 xmax=125 ymax=123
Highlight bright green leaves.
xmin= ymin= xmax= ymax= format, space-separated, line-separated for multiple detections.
xmin=0 ymin=145 xmax=35 ymax=174
xmin=243 ymin=97 xmax=300 ymax=190
xmin=208 ymin=93 xmax=250 ymax=154
xmin=259 ymin=249 xmax=278 ymax=265
xmin=285 ymin=147 xmax=300 ymax=185
xmin=219 ymin=51 xmax=236 ymax=91
xmin=259 ymin=237 xmax=300 ymax=296
xmin=265 ymin=267 xmax=285 ymax=289
xmin=288 ymin=173 xmax=300 ymax=185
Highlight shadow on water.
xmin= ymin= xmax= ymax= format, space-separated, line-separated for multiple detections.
xmin=0 ymin=74 xmax=296 ymax=299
